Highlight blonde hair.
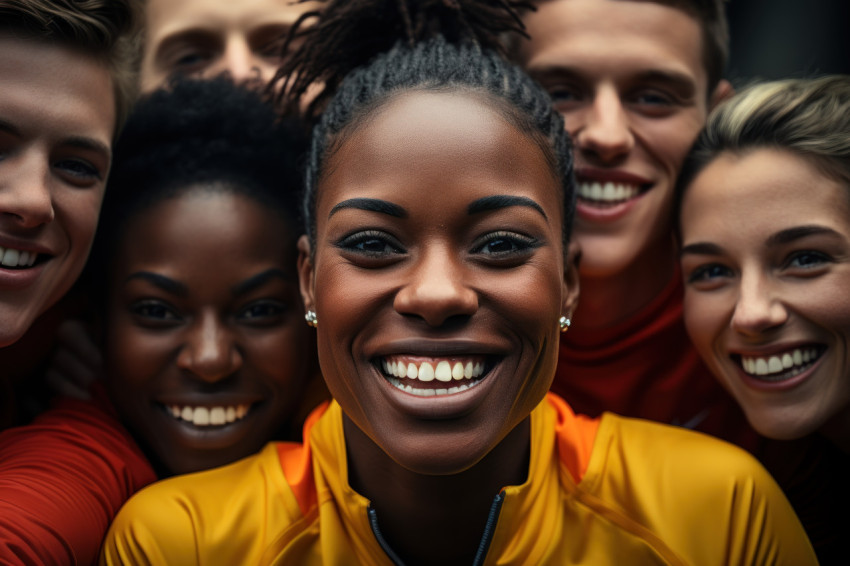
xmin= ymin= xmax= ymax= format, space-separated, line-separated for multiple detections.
xmin=678 ymin=75 xmax=850 ymax=203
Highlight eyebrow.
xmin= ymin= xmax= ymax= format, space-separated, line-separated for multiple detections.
xmin=467 ymin=195 xmax=547 ymax=220
xmin=125 ymin=272 xmax=188 ymax=296
xmin=679 ymin=242 xmax=725 ymax=257
xmin=0 ymin=118 xmax=110 ymax=161
xmin=767 ymin=225 xmax=842 ymax=246
xmin=329 ymin=198 xmax=407 ymax=219
xmin=233 ymin=268 xmax=290 ymax=296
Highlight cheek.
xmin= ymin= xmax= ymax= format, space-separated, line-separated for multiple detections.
xmin=56 ymin=189 xmax=103 ymax=251
xmin=682 ymin=290 xmax=728 ymax=354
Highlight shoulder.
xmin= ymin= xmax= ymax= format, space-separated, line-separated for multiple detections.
xmin=580 ymin=414 xmax=818 ymax=565
xmin=101 ymin=443 xmax=307 ymax=565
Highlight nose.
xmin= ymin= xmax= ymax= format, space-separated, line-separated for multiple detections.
xmin=217 ymin=37 xmax=261 ymax=83
xmin=573 ymin=87 xmax=634 ymax=163
xmin=393 ymin=247 xmax=478 ymax=327
xmin=0 ymin=151 xmax=56 ymax=227
xmin=730 ymin=272 xmax=788 ymax=337
xmin=177 ymin=312 xmax=243 ymax=383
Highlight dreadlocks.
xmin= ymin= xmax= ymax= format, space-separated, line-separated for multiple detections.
xmin=274 ymin=0 xmax=575 ymax=247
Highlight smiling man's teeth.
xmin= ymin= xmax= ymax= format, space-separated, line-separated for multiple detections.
xmin=0 ymin=245 xmax=38 ymax=268
xmin=739 ymin=348 xmax=821 ymax=381
xmin=167 ymin=404 xmax=251 ymax=426
xmin=578 ymin=182 xmax=640 ymax=204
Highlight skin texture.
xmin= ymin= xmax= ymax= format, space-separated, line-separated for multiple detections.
xmin=140 ymin=0 xmax=322 ymax=91
xmin=680 ymin=149 xmax=850 ymax=450
xmin=104 ymin=189 xmax=311 ymax=475
xmin=298 ymin=90 xmax=579 ymax=565
xmin=517 ymin=0 xmax=731 ymax=328
xmin=0 ymin=36 xmax=114 ymax=348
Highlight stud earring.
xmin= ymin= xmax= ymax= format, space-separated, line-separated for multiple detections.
xmin=558 ymin=316 xmax=571 ymax=332
xmin=305 ymin=310 xmax=318 ymax=328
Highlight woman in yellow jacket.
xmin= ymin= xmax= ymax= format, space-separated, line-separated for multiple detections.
xmin=101 ymin=1 xmax=817 ymax=564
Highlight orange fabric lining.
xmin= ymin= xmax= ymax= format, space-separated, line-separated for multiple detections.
xmin=276 ymin=402 xmax=329 ymax=516
xmin=548 ymin=393 xmax=600 ymax=483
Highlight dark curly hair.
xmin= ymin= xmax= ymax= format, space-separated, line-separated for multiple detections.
xmin=86 ymin=76 xmax=309 ymax=298
xmin=272 ymin=0 xmax=575 ymax=249
xmin=0 ymin=0 xmax=142 ymax=133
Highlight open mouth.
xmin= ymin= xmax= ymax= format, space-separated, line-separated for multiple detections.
xmin=377 ymin=355 xmax=496 ymax=397
xmin=0 ymin=245 xmax=42 ymax=269
xmin=576 ymin=181 xmax=650 ymax=207
xmin=732 ymin=346 xmax=825 ymax=382
xmin=160 ymin=403 xmax=253 ymax=427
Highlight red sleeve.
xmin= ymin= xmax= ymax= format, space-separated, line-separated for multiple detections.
xmin=0 ymin=386 xmax=156 ymax=565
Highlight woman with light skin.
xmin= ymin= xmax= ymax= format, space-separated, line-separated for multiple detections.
xmin=101 ymin=2 xmax=815 ymax=565
xmin=678 ymin=75 xmax=850 ymax=563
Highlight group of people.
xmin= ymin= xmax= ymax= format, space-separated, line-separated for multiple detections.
xmin=0 ymin=0 xmax=846 ymax=564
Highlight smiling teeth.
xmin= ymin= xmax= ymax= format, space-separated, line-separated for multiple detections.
xmin=739 ymin=348 xmax=820 ymax=380
xmin=0 ymin=246 xmax=37 ymax=268
xmin=381 ymin=358 xmax=485 ymax=382
xmin=167 ymin=404 xmax=250 ymax=426
xmin=386 ymin=377 xmax=482 ymax=397
xmin=578 ymin=182 xmax=640 ymax=203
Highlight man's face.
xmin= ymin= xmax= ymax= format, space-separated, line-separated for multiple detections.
xmin=140 ymin=0 xmax=322 ymax=91
xmin=0 ymin=36 xmax=114 ymax=347
xmin=518 ymin=0 xmax=722 ymax=280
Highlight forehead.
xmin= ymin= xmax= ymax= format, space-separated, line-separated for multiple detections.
xmin=123 ymin=190 xmax=293 ymax=262
xmin=520 ymin=0 xmax=706 ymax=86
xmin=145 ymin=0 xmax=317 ymax=39
xmin=318 ymin=91 xmax=561 ymax=214
xmin=0 ymin=35 xmax=115 ymax=142
xmin=682 ymin=149 xmax=850 ymax=241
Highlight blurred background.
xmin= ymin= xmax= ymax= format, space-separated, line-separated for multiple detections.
xmin=725 ymin=0 xmax=850 ymax=84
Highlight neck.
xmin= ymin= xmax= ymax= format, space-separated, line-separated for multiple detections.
xmin=343 ymin=416 xmax=530 ymax=566
xmin=820 ymin=407 xmax=850 ymax=454
xmin=573 ymin=239 xmax=676 ymax=331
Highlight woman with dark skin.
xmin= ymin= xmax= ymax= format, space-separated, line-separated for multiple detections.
xmin=1 ymin=77 xmax=317 ymax=563
xmin=101 ymin=2 xmax=815 ymax=564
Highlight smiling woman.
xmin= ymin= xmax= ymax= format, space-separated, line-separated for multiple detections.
xmin=101 ymin=2 xmax=816 ymax=565
xmin=677 ymin=75 xmax=850 ymax=562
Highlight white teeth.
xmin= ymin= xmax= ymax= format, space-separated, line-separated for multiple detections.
xmin=406 ymin=362 xmax=418 ymax=379
xmin=386 ymin=377 xmax=482 ymax=397
xmin=167 ymin=404 xmax=251 ymax=426
xmin=435 ymin=361 xmax=452 ymax=382
xmin=0 ymin=245 xmax=37 ymax=268
xmin=452 ymin=362 xmax=464 ymax=380
xmin=578 ymin=182 xmax=640 ymax=203
xmin=419 ymin=362 xmax=435 ymax=382
xmin=739 ymin=348 xmax=821 ymax=380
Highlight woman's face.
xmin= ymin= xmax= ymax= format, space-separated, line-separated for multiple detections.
xmin=299 ymin=91 xmax=579 ymax=475
xmin=681 ymin=148 xmax=850 ymax=440
xmin=0 ymin=36 xmax=114 ymax=347
xmin=105 ymin=189 xmax=311 ymax=475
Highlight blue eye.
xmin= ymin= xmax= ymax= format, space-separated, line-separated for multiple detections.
xmin=787 ymin=250 xmax=830 ymax=270
xmin=687 ymin=263 xmax=732 ymax=283
xmin=55 ymin=158 xmax=102 ymax=185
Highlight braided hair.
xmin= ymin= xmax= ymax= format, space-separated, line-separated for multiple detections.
xmin=273 ymin=0 xmax=575 ymax=248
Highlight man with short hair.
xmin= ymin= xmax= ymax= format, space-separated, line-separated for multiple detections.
xmin=514 ymin=0 xmax=753 ymax=446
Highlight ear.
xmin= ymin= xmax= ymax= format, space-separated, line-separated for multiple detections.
xmin=297 ymin=235 xmax=316 ymax=314
xmin=709 ymin=79 xmax=734 ymax=111
xmin=562 ymin=240 xmax=581 ymax=320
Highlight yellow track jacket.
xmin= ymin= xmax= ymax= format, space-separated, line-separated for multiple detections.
xmin=101 ymin=395 xmax=817 ymax=565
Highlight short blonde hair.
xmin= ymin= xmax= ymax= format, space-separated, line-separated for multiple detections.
xmin=677 ymin=75 xmax=850 ymax=209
